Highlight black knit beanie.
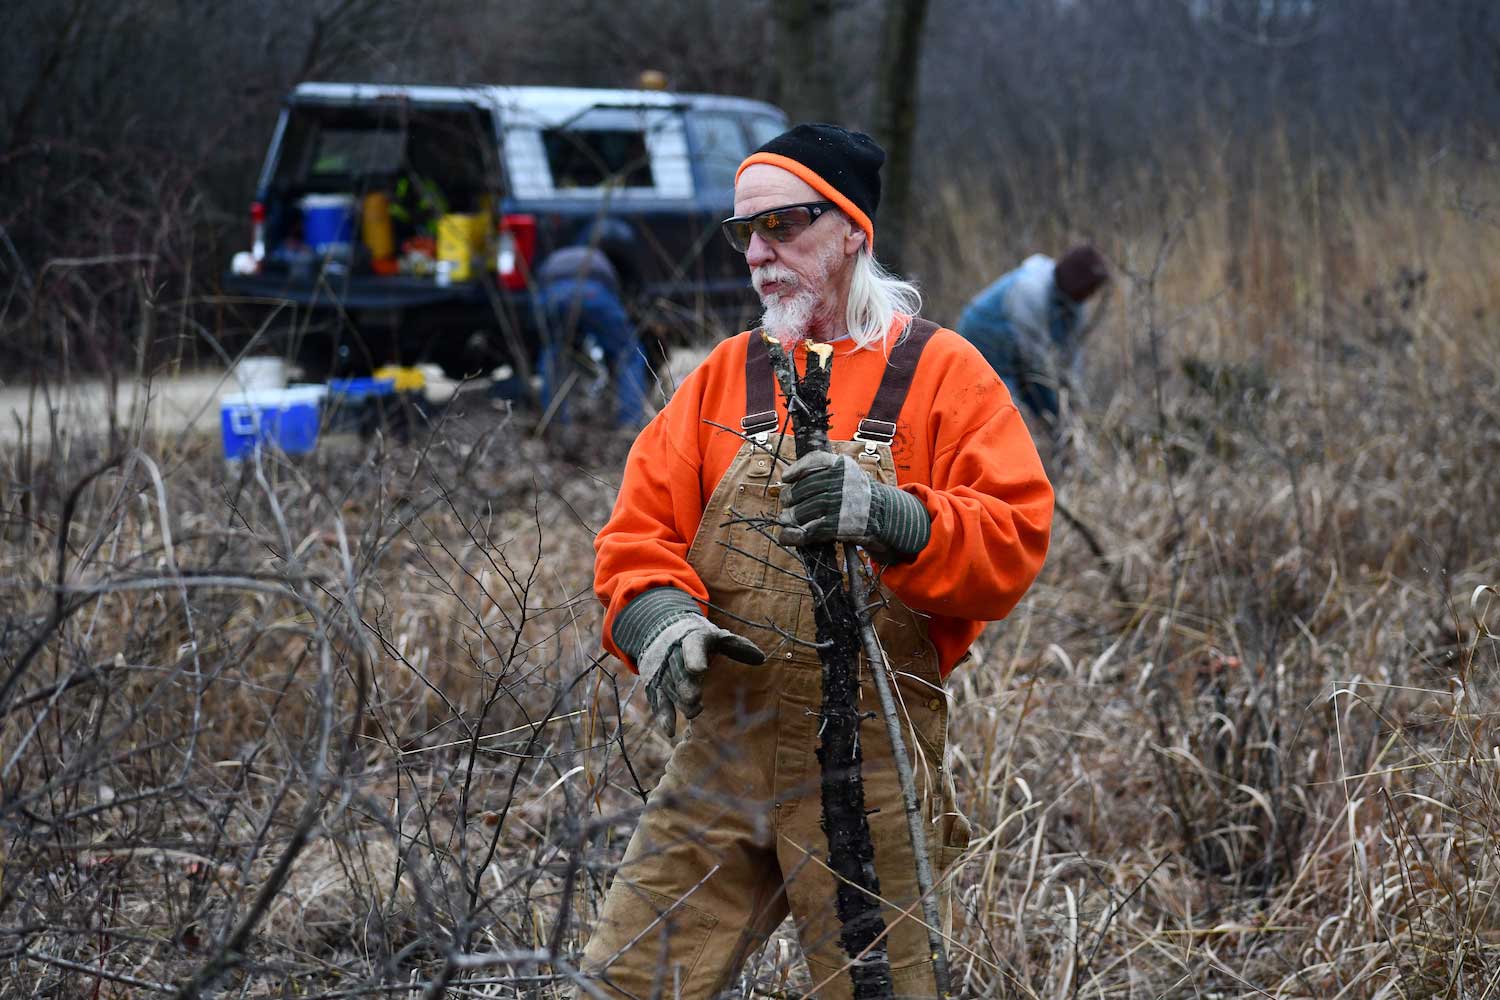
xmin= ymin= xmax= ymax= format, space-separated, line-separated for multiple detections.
xmin=736 ymin=123 xmax=885 ymax=251
xmin=1055 ymin=246 xmax=1110 ymax=302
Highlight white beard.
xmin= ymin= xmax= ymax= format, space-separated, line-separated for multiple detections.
xmin=754 ymin=240 xmax=844 ymax=350
xmin=759 ymin=288 xmax=819 ymax=351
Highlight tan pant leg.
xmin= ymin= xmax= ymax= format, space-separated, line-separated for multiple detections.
xmin=580 ymin=663 xmax=790 ymax=999
xmin=777 ymin=671 xmax=959 ymax=1000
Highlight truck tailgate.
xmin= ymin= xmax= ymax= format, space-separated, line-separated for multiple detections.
xmin=222 ymin=272 xmax=501 ymax=310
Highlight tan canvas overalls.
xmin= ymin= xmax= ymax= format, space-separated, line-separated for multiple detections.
xmin=583 ymin=322 xmax=971 ymax=999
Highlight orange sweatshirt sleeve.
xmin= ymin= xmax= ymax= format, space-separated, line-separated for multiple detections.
xmin=879 ymin=331 xmax=1054 ymax=622
xmin=593 ymin=349 xmax=728 ymax=671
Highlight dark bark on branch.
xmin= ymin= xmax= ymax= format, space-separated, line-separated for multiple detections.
xmin=764 ymin=336 xmax=893 ymax=999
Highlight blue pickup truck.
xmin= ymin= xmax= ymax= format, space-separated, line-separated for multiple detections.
xmin=222 ymin=82 xmax=788 ymax=376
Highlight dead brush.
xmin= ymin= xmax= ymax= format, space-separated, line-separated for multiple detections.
xmin=1367 ymin=587 xmax=1500 ymax=997
xmin=1147 ymin=649 xmax=1309 ymax=896
xmin=3 ymin=128 xmax=1500 ymax=997
xmin=913 ymin=130 xmax=1500 ymax=997
xmin=0 ymin=393 xmax=628 ymax=997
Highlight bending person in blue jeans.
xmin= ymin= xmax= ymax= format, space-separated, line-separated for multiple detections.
xmin=956 ymin=245 xmax=1109 ymax=430
xmin=534 ymin=247 xmax=650 ymax=429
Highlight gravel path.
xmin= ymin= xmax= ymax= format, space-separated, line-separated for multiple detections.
xmin=0 ymin=372 xmax=237 ymax=448
xmin=0 ymin=346 xmax=706 ymax=450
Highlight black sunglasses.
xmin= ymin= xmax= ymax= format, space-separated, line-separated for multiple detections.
xmin=720 ymin=201 xmax=837 ymax=253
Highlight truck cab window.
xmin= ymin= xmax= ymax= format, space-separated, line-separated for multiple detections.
xmin=543 ymin=129 xmax=654 ymax=190
xmin=746 ymin=115 xmax=787 ymax=149
xmin=686 ymin=113 xmax=747 ymax=194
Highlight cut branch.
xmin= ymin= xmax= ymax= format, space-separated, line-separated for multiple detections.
xmin=764 ymin=334 xmax=894 ymax=999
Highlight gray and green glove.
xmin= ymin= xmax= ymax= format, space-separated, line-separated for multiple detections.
xmin=613 ymin=587 xmax=766 ymax=738
xmin=776 ymin=450 xmax=932 ymax=562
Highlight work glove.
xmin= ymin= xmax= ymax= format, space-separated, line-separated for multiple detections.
xmin=776 ymin=450 xmax=932 ymax=563
xmin=612 ymin=587 xmax=766 ymax=738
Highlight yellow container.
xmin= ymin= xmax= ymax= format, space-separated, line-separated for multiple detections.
xmin=374 ymin=365 xmax=426 ymax=392
xmin=361 ymin=192 xmax=396 ymax=261
xmin=436 ymin=213 xmax=486 ymax=282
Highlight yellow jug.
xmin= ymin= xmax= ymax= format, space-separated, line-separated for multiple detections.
xmin=361 ymin=192 xmax=396 ymax=263
xmin=436 ymin=213 xmax=485 ymax=283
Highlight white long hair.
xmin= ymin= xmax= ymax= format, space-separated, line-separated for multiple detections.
xmin=844 ymin=249 xmax=922 ymax=350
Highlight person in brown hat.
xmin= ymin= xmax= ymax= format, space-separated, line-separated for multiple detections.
xmin=956 ymin=246 xmax=1111 ymax=428
xmin=580 ymin=123 xmax=1054 ymax=998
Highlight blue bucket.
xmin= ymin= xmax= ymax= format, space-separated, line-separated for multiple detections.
xmin=220 ymin=387 xmax=324 ymax=459
xmin=300 ymin=195 xmax=356 ymax=254
xmin=325 ymin=376 xmax=397 ymax=436
xmin=328 ymin=377 xmax=396 ymax=401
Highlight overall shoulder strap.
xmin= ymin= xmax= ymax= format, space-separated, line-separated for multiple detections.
xmin=741 ymin=331 xmax=778 ymax=437
xmin=855 ymin=318 xmax=940 ymax=444
xmin=743 ymin=320 xmax=941 ymax=443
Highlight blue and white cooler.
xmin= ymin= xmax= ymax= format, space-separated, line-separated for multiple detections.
xmin=220 ymin=386 xmax=326 ymax=460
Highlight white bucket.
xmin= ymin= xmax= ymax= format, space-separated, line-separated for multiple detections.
xmin=233 ymin=357 xmax=287 ymax=393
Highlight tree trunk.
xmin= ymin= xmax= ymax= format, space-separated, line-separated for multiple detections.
xmin=771 ymin=0 xmax=840 ymax=123
xmin=764 ymin=336 xmax=894 ymax=1000
xmin=871 ymin=0 xmax=931 ymax=274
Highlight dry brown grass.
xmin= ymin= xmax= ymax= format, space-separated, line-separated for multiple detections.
xmin=2 ymin=138 xmax=1499 ymax=997
xmin=912 ymin=137 xmax=1500 ymax=997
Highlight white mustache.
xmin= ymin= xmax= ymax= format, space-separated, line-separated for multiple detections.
xmin=752 ymin=267 xmax=799 ymax=295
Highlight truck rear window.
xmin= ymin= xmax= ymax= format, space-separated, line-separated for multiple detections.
xmin=543 ymin=129 xmax=654 ymax=190
xmin=274 ymin=104 xmax=495 ymax=205
xmin=309 ymin=129 xmax=406 ymax=178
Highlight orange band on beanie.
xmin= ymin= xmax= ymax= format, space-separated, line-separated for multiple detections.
xmin=736 ymin=152 xmax=875 ymax=253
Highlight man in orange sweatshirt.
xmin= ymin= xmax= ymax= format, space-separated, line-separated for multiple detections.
xmin=583 ymin=123 xmax=1054 ymax=999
